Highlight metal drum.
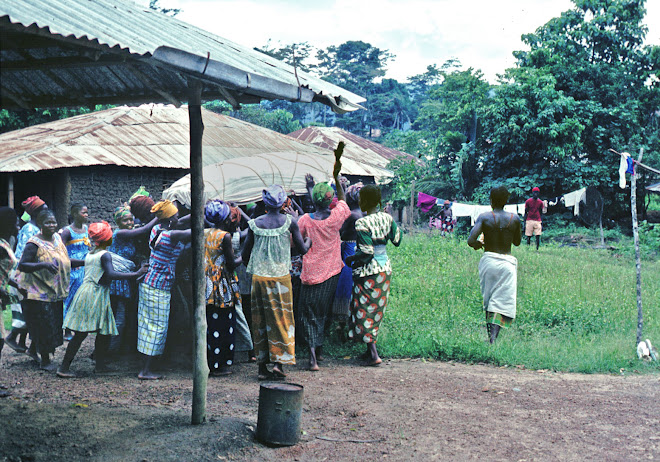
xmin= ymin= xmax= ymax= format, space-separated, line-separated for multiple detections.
xmin=256 ymin=382 xmax=304 ymax=446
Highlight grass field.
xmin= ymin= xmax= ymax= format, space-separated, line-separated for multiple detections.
xmin=328 ymin=232 xmax=660 ymax=374
xmin=4 ymin=231 xmax=658 ymax=374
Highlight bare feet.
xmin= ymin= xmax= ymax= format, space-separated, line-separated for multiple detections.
xmin=210 ymin=366 xmax=232 ymax=377
xmin=360 ymin=357 xmax=382 ymax=367
xmin=56 ymin=368 xmax=78 ymax=378
xmin=138 ymin=371 xmax=163 ymax=380
xmin=308 ymin=360 xmax=320 ymax=372
xmin=272 ymin=365 xmax=287 ymax=378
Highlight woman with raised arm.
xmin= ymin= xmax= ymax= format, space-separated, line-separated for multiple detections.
xmin=107 ymin=204 xmax=158 ymax=352
xmin=297 ymin=145 xmax=351 ymax=371
xmin=136 ymin=200 xmax=191 ymax=380
xmin=242 ymin=185 xmax=311 ymax=380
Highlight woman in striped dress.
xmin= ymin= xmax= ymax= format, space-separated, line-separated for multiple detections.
xmin=137 ymin=200 xmax=191 ymax=380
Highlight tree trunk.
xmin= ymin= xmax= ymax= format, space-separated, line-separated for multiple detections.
xmin=188 ymin=81 xmax=208 ymax=425
xmin=631 ymin=148 xmax=644 ymax=346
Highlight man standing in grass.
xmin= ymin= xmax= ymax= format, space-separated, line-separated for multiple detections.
xmin=524 ymin=187 xmax=544 ymax=250
xmin=467 ymin=186 xmax=521 ymax=343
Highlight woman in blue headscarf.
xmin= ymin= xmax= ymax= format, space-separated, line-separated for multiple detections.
xmin=204 ymin=200 xmax=243 ymax=376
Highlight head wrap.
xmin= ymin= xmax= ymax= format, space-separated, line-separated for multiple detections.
xmin=130 ymin=195 xmax=155 ymax=219
xmin=151 ymin=200 xmax=178 ymax=220
xmin=346 ymin=182 xmax=364 ymax=204
xmin=21 ymin=196 xmax=45 ymax=215
xmin=129 ymin=186 xmax=150 ymax=203
xmin=113 ymin=204 xmax=132 ymax=224
xmin=230 ymin=206 xmax=241 ymax=224
xmin=312 ymin=182 xmax=334 ymax=208
xmin=262 ymin=185 xmax=287 ymax=209
xmin=204 ymin=199 xmax=230 ymax=227
xmin=88 ymin=221 xmax=113 ymax=245
xmin=532 ymin=187 xmax=540 ymax=193
xmin=443 ymin=200 xmax=451 ymax=206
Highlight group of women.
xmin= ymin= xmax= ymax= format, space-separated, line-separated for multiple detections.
xmin=0 ymin=153 xmax=402 ymax=381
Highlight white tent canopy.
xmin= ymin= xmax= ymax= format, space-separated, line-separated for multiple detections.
xmin=163 ymin=151 xmax=385 ymax=207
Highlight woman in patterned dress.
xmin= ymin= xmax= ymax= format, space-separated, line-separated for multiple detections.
xmin=57 ymin=222 xmax=147 ymax=378
xmin=107 ymin=204 xmax=158 ymax=352
xmin=204 ymin=200 xmax=243 ymax=376
xmin=17 ymin=210 xmax=83 ymax=370
xmin=346 ymin=185 xmax=402 ymax=367
xmin=5 ymin=196 xmax=48 ymax=355
xmin=60 ymin=203 xmax=91 ymax=340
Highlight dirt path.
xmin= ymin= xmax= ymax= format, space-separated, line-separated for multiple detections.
xmin=1 ymin=339 xmax=659 ymax=461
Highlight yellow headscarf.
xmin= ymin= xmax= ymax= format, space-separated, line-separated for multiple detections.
xmin=151 ymin=200 xmax=178 ymax=220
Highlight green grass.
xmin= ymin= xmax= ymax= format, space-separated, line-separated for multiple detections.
xmin=3 ymin=308 xmax=10 ymax=331
xmin=326 ymin=233 xmax=660 ymax=374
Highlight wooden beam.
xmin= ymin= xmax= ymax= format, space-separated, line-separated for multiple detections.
xmin=216 ymin=86 xmax=240 ymax=110
xmin=189 ymin=80 xmax=208 ymax=426
xmin=127 ymin=64 xmax=182 ymax=107
xmin=0 ymin=87 xmax=30 ymax=110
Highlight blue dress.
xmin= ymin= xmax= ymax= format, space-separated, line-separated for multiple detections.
xmin=63 ymin=225 xmax=91 ymax=317
xmin=108 ymin=230 xmax=136 ymax=299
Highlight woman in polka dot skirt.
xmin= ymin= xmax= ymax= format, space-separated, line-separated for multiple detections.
xmin=204 ymin=200 xmax=243 ymax=376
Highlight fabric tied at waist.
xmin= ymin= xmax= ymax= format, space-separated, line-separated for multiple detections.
xmin=373 ymin=244 xmax=388 ymax=266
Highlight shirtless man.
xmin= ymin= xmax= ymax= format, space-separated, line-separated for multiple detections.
xmin=467 ymin=186 xmax=522 ymax=343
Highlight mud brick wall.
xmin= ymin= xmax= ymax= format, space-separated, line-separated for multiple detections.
xmin=68 ymin=166 xmax=186 ymax=225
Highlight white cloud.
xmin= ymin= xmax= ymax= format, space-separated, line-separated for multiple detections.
xmin=170 ymin=0 xmax=660 ymax=84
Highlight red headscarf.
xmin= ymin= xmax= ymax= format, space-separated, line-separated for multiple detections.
xmin=130 ymin=195 xmax=155 ymax=220
xmin=21 ymin=196 xmax=45 ymax=215
xmin=88 ymin=221 xmax=113 ymax=245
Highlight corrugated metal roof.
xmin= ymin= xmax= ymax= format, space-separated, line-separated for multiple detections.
xmin=0 ymin=105 xmax=390 ymax=180
xmin=0 ymin=0 xmax=365 ymax=111
xmin=647 ymin=182 xmax=660 ymax=193
xmin=288 ymin=126 xmax=422 ymax=170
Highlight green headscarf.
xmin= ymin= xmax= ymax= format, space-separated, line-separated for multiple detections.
xmin=312 ymin=182 xmax=334 ymax=208
xmin=113 ymin=204 xmax=132 ymax=224
xmin=129 ymin=186 xmax=150 ymax=203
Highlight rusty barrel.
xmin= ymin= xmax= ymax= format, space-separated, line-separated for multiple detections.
xmin=256 ymin=382 xmax=304 ymax=446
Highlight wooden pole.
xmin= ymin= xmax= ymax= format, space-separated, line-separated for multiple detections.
xmin=188 ymin=81 xmax=208 ymax=425
xmin=631 ymin=148 xmax=644 ymax=346
xmin=7 ymin=174 xmax=14 ymax=208
xmin=410 ymin=180 xmax=415 ymax=233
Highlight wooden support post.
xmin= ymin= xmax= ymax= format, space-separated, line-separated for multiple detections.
xmin=8 ymin=174 xmax=14 ymax=208
xmin=409 ymin=180 xmax=415 ymax=233
xmin=631 ymin=148 xmax=644 ymax=346
xmin=189 ymin=81 xmax=208 ymax=425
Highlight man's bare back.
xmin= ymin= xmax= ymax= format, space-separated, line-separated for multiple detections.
xmin=468 ymin=209 xmax=522 ymax=255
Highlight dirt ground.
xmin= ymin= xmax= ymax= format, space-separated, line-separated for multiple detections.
xmin=1 ymin=338 xmax=659 ymax=462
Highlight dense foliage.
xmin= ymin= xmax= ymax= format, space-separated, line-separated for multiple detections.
xmin=1 ymin=0 xmax=658 ymax=220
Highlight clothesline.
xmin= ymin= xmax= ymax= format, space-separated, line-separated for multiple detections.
xmin=610 ymin=149 xmax=660 ymax=176
xmin=417 ymin=187 xmax=588 ymax=224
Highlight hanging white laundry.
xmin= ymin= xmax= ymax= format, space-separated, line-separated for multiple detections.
xmin=619 ymin=152 xmax=630 ymax=189
xmin=504 ymin=203 xmax=526 ymax=215
xmin=562 ymin=187 xmax=587 ymax=216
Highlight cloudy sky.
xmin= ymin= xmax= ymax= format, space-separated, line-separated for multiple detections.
xmin=159 ymin=0 xmax=659 ymax=83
